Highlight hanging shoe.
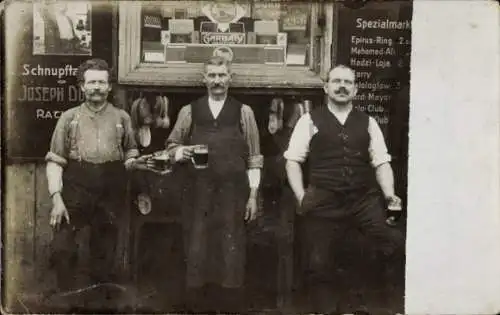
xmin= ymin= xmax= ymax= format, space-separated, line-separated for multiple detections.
xmin=137 ymin=193 xmax=152 ymax=215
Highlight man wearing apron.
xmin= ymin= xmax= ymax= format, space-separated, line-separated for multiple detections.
xmin=45 ymin=59 xmax=139 ymax=311
xmin=284 ymin=65 xmax=405 ymax=314
xmin=166 ymin=56 xmax=263 ymax=312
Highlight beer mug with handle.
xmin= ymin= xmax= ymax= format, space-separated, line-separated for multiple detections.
xmin=147 ymin=150 xmax=173 ymax=175
xmin=386 ymin=196 xmax=403 ymax=226
xmin=191 ymin=144 xmax=209 ymax=169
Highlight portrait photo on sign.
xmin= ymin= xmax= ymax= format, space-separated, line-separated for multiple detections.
xmin=32 ymin=0 xmax=92 ymax=55
xmin=3 ymin=1 xmax=413 ymax=315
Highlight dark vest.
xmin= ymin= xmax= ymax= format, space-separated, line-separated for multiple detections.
xmin=189 ymin=96 xmax=248 ymax=177
xmin=308 ymin=106 xmax=377 ymax=191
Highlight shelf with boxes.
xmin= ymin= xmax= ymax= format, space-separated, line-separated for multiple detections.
xmin=118 ymin=1 xmax=335 ymax=88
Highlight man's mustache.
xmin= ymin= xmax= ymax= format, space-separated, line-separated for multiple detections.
xmin=334 ymin=87 xmax=350 ymax=95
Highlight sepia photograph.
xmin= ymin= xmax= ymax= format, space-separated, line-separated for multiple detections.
xmin=5 ymin=0 xmax=477 ymax=314
xmin=32 ymin=0 xmax=92 ymax=55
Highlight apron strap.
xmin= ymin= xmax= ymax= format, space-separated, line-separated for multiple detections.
xmin=68 ymin=107 xmax=82 ymax=161
xmin=68 ymin=104 xmax=125 ymax=161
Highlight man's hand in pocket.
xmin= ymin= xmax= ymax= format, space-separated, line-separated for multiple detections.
xmin=296 ymin=189 xmax=308 ymax=215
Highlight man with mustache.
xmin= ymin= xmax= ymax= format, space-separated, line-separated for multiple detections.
xmin=45 ymin=58 xmax=139 ymax=311
xmin=284 ymin=65 xmax=404 ymax=314
xmin=166 ymin=56 xmax=263 ymax=312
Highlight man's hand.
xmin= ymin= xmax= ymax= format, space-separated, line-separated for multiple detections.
xmin=124 ymin=156 xmax=148 ymax=170
xmin=176 ymin=146 xmax=196 ymax=162
xmin=295 ymin=190 xmax=308 ymax=215
xmin=386 ymin=195 xmax=402 ymax=210
xmin=135 ymin=155 xmax=162 ymax=171
xmin=135 ymin=155 xmax=149 ymax=164
xmin=245 ymin=196 xmax=258 ymax=222
xmin=50 ymin=193 xmax=70 ymax=228
xmin=296 ymin=190 xmax=305 ymax=206
xmin=132 ymin=154 xmax=173 ymax=175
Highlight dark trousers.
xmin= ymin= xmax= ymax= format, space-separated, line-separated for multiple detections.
xmin=131 ymin=169 xmax=166 ymax=196
xmin=51 ymin=223 xmax=118 ymax=291
xmin=50 ymin=161 xmax=127 ymax=292
xmin=298 ymin=186 xmax=405 ymax=313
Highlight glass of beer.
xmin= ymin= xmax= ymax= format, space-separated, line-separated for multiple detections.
xmin=149 ymin=150 xmax=172 ymax=174
xmin=191 ymin=144 xmax=208 ymax=169
xmin=386 ymin=197 xmax=403 ymax=226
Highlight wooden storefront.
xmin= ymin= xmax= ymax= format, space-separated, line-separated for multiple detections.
xmin=3 ymin=1 xmax=412 ymax=313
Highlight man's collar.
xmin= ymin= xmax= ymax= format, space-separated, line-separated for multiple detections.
xmin=327 ymin=102 xmax=353 ymax=116
xmin=208 ymin=96 xmax=227 ymax=104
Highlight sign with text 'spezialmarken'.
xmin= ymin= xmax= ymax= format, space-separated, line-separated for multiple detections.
xmin=6 ymin=1 xmax=113 ymax=160
xmin=336 ymin=5 xmax=412 ymax=138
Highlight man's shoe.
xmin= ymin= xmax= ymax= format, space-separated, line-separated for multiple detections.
xmin=137 ymin=193 xmax=152 ymax=215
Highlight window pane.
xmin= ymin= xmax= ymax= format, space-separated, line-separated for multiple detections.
xmin=140 ymin=1 xmax=312 ymax=66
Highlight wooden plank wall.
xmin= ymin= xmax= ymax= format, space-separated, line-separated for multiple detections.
xmin=4 ymin=164 xmax=38 ymax=311
xmin=3 ymin=163 xmax=55 ymax=311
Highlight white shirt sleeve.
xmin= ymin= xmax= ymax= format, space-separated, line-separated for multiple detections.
xmin=247 ymin=168 xmax=261 ymax=189
xmin=368 ymin=116 xmax=392 ymax=167
xmin=283 ymin=113 xmax=318 ymax=163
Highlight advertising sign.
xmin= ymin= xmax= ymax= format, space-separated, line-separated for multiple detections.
xmin=6 ymin=1 xmax=113 ymax=159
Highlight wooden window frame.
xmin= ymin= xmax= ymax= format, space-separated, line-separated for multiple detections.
xmin=118 ymin=1 xmax=333 ymax=88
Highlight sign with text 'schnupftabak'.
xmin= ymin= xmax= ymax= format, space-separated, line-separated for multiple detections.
xmin=6 ymin=1 xmax=113 ymax=159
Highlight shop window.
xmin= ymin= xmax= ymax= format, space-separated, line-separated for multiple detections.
xmin=118 ymin=1 xmax=334 ymax=88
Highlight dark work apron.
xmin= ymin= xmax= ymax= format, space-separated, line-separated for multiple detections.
xmin=182 ymin=96 xmax=249 ymax=289
xmin=62 ymin=160 xmax=127 ymax=227
xmin=51 ymin=160 xmax=128 ymax=289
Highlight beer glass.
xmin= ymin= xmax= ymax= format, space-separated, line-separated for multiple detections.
xmin=191 ymin=144 xmax=209 ymax=169
xmin=148 ymin=150 xmax=172 ymax=174
xmin=386 ymin=197 xmax=403 ymax=226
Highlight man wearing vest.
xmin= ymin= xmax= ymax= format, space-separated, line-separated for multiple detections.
xmin=284 ymin=65 xmax=405 ymax=314
xmin=45 ymin=58 xmax=139 ymax=311
xmin=166 ymin=56 xmax=263 ymax=313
